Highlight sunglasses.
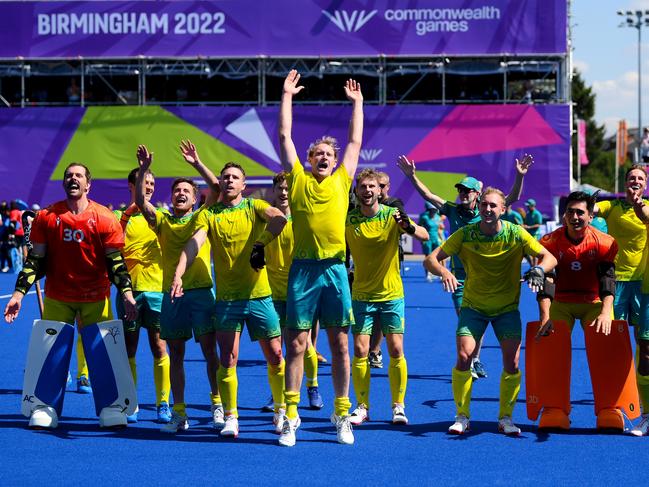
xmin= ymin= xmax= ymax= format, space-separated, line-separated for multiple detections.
xmin=457 ymin=187 xmax=474 ymax=193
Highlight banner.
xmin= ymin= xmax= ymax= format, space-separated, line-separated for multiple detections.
xmin=616 ymin=120 xmax=628 ymax=166
xmin=0 ymin=104 xmax=570 ymax=218
xmin=0 ymin=0 xmax=568 ymax=59
xmin=577 ymin=119 xmax=589 ymax=166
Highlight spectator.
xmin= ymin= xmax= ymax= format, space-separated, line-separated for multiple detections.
xmin=641 ymin=127 xmax=649 ymax=163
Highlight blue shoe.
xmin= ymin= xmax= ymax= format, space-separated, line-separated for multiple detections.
xmin=76 ymin=375 xmax=92 ymax=394
xmin=157 ymin=402 xmax=172 ymax=424
xmin=307 ymin=386 xmax=324 ymax=409
xmin=472 ymin=359 xmax=488 ymax=379
xmin=127 ymin=411 xmax=138 ymax=423
xmin=261 ymin=395 xmax=274 ymax=412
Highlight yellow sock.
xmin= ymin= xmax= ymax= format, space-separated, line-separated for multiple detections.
xmin=210 ymin=392 xmax=222 ymax=406
xmin=128 ymin=356 xmax=137 ymax=385
xmin=76 ymin=334 xmax=88 ymax=378
xmin=267 ymin=360 xmax=286 ymax=412
xmin=172 ymin=402 xmax=186 ymax=417
xmin=285 ymin=390 xmax=300 ymax=420
xmin=334 ymin=396 xmax=352 ymax=417
xmin=352 ymin=355 xmax=371 ymax=408
xmin=304 ymin=345 xmax=319 ymax=388
xmin=389 ymin=355 xmax=408 ymax=406
xmin=153 ymin=355 xmax=170 ymax=406
xmin=217 ymin=366 xmax=238 ymax=418
xmin=637 ymin=373 xmax=649 ymax=413
xmin=452 ymin=368 xmax=473 ymax=417
xmin=499 ymin=370 xmax=522 ymax=418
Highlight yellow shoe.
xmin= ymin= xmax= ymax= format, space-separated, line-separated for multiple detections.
xmin=596 ymin=408 xmax=624 ymax=431
xmin=539 ymin=407 xmax=570 ymax=430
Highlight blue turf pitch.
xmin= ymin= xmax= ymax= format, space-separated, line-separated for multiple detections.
xmin=0 ymin=265 xmax=645 ymax=486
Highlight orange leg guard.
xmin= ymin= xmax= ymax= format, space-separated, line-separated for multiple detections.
xmin=525 ymin=321 xmax=572 ymax=421
xmin=584 ymin=320 xmax=640 ymax=420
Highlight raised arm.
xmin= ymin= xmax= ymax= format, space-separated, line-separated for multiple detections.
xmin=341 ymin=79 xmax=364 ymax=178
xmin=278 ymin=70 xmax=304 ymax=172
xmin=632 ymin=190 xmax=649 ymax=223
xmin=504 ymin=154 xmax=533 ymax=206
xmin=396 ymin=155 xmax=446 ymax=209
xmin=135 ymin=145 xmax=158 ymax=227
xmin=180 ymin=140 xmax=220 ymax=206
xmin=170 ymin=228 xmax=208 ymax=299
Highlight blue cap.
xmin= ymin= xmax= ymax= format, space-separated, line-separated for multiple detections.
xmin=525 ymin=198 xmax=536 ymax=207
xmin=425 ymin=202 xmax=434 ymax=209
xmin=455 ymin=176 xmax=481 ymax=192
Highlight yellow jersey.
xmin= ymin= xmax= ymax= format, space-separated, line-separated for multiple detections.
xmin=266 ymin=215 xmax=293 ymax=301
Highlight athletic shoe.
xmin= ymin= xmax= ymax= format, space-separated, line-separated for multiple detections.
xmin=220 ymin=415 xmax=239 ymax=438
xmin=368 ymin=351 xmax=383 ymax=369
xmin=349 ymin=405 xmax=369 ymax=425
xmin=76 ymin=375 xmax=92 ymax=394
xmin=307 ymin=386 xmax=324 ymax=409
xmin=157 ymin=402 xmax=172 ymax=424
xmin=472 ymin=359 xmax=488 ymax=378
xmin=331 ymin=413 xmax=355 ymax=445
xmin=392 ymin=404 xmax=408 ymax=425
xmin=99 ymin=405 xmax=128 ymax=428
xmin=539 ymin=407 xmax=570 ymax=430
xmin=316 ymin=352 xmax=328 ymax=364
xmin=211 ymin=404 xmax=225 ymax=427
xmin=161 ymin=411 xmax=189 ymax=433
xmin=631 ymin=413 xmax=649 ymax=437
xmin=448 ymin=414 xmax=470 ymax=435
xmin=498 ymin=415 xmax=521 ymax=436
xmin=426 ymin=272 xmax=434 ymax=282
xmin=278 ymin=415 xmax=301 ymax=447
xmin=596 ymin=408 xmax=624 ymax=431
xmin=29 ymin=405 xmax=58 ymax=429
xmin=261 ymin=395 xmax=274 ymax=412
xmin=273 ymin=409 xmax=286 ymax=434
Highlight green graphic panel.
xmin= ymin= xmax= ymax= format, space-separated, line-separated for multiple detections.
xmin=52 ymin=106 xmax=272 ymax=180
xmin=416 ymin=171 xmax=467 ymax=202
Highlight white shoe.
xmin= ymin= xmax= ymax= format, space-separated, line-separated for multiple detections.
xmin=278 ymin=415 xmax=301 ymax=447
xmin=392 ymin=404 xmax=408 ymax=425
xmin=631 ymin=413 xmax=649 ymax=437
xmin=220 ymin=415 xmax=239 ymax=437
xmin=426 ymin=272 xmax=434 ymax=282
xmin=498 ymin=415 xmax=521 ymax=436
xmin=29 ymin=405 xmax=58 ymax=429
xmin=160 ymin=411 xmax=189 ymax=433
xmin=99 ymin=405 xmax=127 ymax=428
xmin=273 ymin=408 xmax=286 ymax=434
xmin=331 ymin=413 xmax=355 ymax=445
xmin=448 ymin=414 xmax=470 ymax=434
xmin=211 ymin=404 xmax=225 ymax=427
xmin=349 ymin=404 xmax=369 ymax=425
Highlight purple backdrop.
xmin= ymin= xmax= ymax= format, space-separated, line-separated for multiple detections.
xmin=0 ymin=104 xmax=570 ymax=218
xmin=0 ymin=0 xmax=567 ymax=58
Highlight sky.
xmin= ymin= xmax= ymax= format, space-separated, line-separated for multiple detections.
xmin=572 ymin=0 xmax=649 ymax=135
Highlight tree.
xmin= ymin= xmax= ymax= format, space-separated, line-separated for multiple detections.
xmin=572 ymin=69 xmax=622 ymax=192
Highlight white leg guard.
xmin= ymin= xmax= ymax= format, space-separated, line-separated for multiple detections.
xmin=80 ymin=320 xmax=138 ymax=417
xmin=22 ymin=320 xmax=75 ymax=419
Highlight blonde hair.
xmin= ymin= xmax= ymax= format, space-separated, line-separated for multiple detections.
xmin=307 ymin=136 xmax=340 ymax=161
xmin=481 ymin=186 xmax=506 ymax=205
xmin=355 ymin=168 xmax=380 ymax=186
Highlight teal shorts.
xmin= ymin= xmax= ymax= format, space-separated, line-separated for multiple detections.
xmin=160 ymin=287 xmax=216 ymax=341
xmin=614 ymin=280 xmax=641 ymax=326
xmin=116 ymin=290 xmax=162 ymax=332
xmin=457 ymin=307 xmax=522 ymax=341
xmin=286 ymin=259 xmax=354 ymax=330
xmin=637 ymin=293 xmax=649 ymax=340
xmin=352 ymin=298 xmax=404 ymax=335
xmin=215 ymin=296 xmax=281 ymax=341
xmin=273 ymin=300 xmax=287 ymax=328
xmin=451 ymin=280 xmax=465 ymax=312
